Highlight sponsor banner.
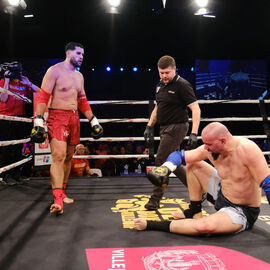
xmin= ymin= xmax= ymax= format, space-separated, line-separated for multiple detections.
xmin=85 ymin=245 xmax=270 ymax=270
xmin=34 ymin=136 xmax=51 ymax=154
xmin=34 ymin=154 xmax=51 ymax=166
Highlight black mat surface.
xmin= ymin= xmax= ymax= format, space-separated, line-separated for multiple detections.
xmin=0 ymin=176 xmax=269 ymax=270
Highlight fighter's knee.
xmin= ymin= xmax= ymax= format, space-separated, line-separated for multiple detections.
xmin=194 ymin=218 xmax=216 ymax=234
xmin=186 ymin=161 xmax=204 ymax=173
xmin=51 ymin=152 xmax=66 ymax=163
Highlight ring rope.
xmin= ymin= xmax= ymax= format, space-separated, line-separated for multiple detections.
xmin=0 ymin=114 xmax=32 ymax=123
xmin=73 ymin=154 xmax=153 ymax=159
xmin=73 ymin=151 xmax=270 ymax=159
xmin=0 ymin=134 xmax=266 ymax=148
xmin=0 ymin=138 xmax=30 ymax=147
xmin=0 ymin=86 xmax=32 ymax=104
xmin=0 ymin=156 xmax=32 ymax=174
xmin=88 ymin=99 xmax=270 ymax=105
xmin=80 ymin=135 xmax=268 ymax=142
xmin=80 ymin=117 xmax=269 ymax=124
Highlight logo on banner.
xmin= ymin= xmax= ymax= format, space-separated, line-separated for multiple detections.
xmin=38 ymin=138 xmax=49 ymax=149
xmin=111 ymin=194 xmax=209 ymax=229
xmin=142 ymin=249 xmax=225 ymax=270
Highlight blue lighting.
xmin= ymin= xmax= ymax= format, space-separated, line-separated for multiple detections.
xmin=191 ymin=67 xmax=194 ymax=72
xmin=120 ymin=67 xmax=124 ymax=71
xmin=133 ymin=67 xmax=138 ymax=72
xmin=106 ymin=66 xmax=111 ymax=72
xmin=76 ymin=67 xmax=80 ymax=71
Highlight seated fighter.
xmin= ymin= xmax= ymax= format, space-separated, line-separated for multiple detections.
xmin=134 ymin=122 xmax=270 ymax=235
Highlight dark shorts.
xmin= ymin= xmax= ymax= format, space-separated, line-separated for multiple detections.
xmin=47 ymin=109 xmax=80 ymax=145
xmin=208 ymin=169 xmax=260 ymax=232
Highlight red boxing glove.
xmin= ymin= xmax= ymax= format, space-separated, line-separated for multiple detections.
xmin=78 ymin=93 xmax=91 ymax=114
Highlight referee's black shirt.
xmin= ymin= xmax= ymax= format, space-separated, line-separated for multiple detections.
xmin=156 ymin=73 xmax=197 ymax=126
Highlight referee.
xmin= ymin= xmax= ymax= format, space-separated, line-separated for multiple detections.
xmin=144 ymin=55 xmax=201 ymax=210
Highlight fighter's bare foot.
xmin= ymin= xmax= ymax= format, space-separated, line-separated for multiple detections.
xmin=172 ymin=211 xmax=202 ymax=219
xmin=134 ymin=218 xmax=147 ymax=230
xmin=50 ymin=203 xmax=63 ymax=214
xmin=172 ymin=211 xmax=185 ymax=219
xmin=63 ymin=197 xmax=74 ymax=204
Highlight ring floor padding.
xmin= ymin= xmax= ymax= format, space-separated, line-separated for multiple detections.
xmin=0 ymin=177 xmax=269 ymax=270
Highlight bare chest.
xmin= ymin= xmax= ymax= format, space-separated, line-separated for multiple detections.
xmin=55 ymin=71 xmax=81 ymax=93
xmin=214 ymin=153 xmax=249 ymax=181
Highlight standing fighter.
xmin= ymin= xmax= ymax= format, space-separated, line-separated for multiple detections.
xmin=134 ymin=122 xmax=270 ymax=235
xmin=31 ymin=42 xmax=103 ymax=214
xmin=144 ymin=55 xmax=201 ymax=210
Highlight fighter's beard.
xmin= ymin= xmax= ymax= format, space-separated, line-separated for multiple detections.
xmin=211 ymin=153 xmax=220 ymax=160
xmin=70 ymin=57 xmax=81 ymax=68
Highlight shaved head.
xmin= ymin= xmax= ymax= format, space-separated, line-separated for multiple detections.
xmin=202 ymin=122 xmax=229 ymax=141
xmin=201 ymin=123 xmax=232 ymax=160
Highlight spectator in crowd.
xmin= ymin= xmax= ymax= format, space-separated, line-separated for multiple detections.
xmin=70 ymin=144 xmax=98 ymax=177
xmin=115 ymin=145 xmax=129 ymax=175
xmin=135 ymin=147 xmax=155 ymax=174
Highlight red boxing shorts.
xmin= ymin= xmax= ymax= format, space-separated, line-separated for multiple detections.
xmin=46 ymin=109 xmax=80 ymax=145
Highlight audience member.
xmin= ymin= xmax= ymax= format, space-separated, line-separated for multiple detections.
xmin=70 ymin=144 xmax=98 ymax=177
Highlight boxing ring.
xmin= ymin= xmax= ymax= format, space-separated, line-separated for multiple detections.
xmin=0 ymin=95 xmax=270 ymax=269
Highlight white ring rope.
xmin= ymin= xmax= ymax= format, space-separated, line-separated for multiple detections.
xmin=80 ymin=117 xmax=269 ymax=124
xmin=88 ymin=99 xmax=270 ymax=105
xmin=0 ymin=135 xmax=267 ymax=149
xmin=0 ymin=86 xmax=32 ymax=104
xmin=0 ymin=114 xmax=32 ymax=123
xmin=80 ymin=135 xmax=268 ymax=142
xmin=0 ymin=138 xmax=30 ymax=147
xmin=73 ymin=154 xmax=153 ymax=159
xmin=0 ymin=156 xmax=32 ymax=174
xmin=1 ymin=99 xmax=270 ymax=173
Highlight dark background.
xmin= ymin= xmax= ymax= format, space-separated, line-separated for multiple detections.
xmin=0 ymin=0 xmax=269 ymax=99
xmin=0 ymin=0 xmax=270 ymax=139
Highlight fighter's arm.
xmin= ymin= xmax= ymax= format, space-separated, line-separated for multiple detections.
xmin=241 ymin=141 xmax=269 ymax=185
xmin=78 ymin=76 xmax=103 ymax=139
xmin=36 ymin=66 xmax=57 ymax=116
xmin=30 ymin=67 xmax=56 ymax=143
xmin=77 ymin=83 xmax=93 ymax=121
xmin=241 ymin=141 xmax=270 ymax=203
xmin=165 ymin=145 xmax=208 ymax=171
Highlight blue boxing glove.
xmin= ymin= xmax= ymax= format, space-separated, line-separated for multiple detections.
xmin=260 ymin=175 xmax=270 ymax=204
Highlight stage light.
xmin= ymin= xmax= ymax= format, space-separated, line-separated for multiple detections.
xmin=24 ymin=14 xmax=34 ymax=18
xmin=106 ymin=66 xmax=111 ymax=72
xmin=76 ymin=67 xmax=80 ymax=71
xmin=195 ymin=0 xmax=208 ymax=8
xmin=191 ymin=67 xmax=194 ymax=72
xmin=8 ymin=0 xmax=20 ymax=6
xmin=91 ymin=68 xmax=95 ymax=71
xmin=120 ymin=67 xmax=124 ymax=71
xmin=133 ymin=67 xmax=138 ymax=72
xmin=148 ymin=69 xmax=151 ymax=71
xmin=108 ymin=0 xmax=121 ymax=8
